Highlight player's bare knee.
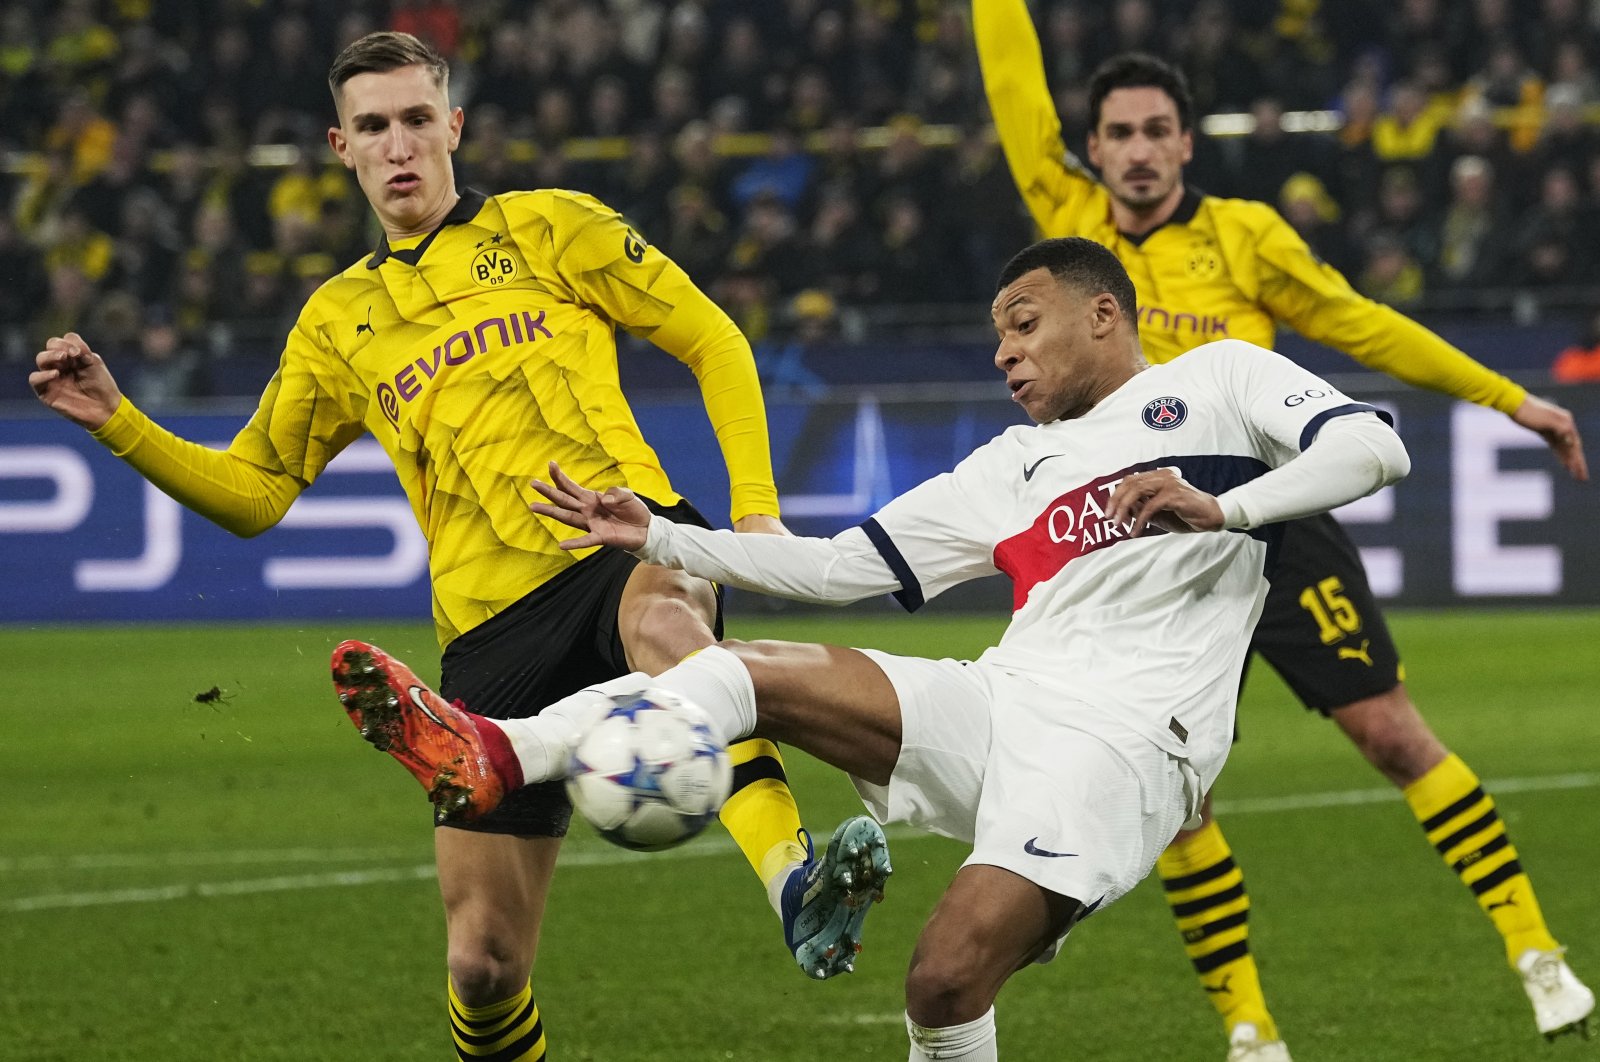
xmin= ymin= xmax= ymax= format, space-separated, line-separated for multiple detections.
xmin=447 ymin=944 xmax=530 ymax=1006
xmin=636 ymin=593 xmax=714 ymax=639
xmin=621 ymin=592 xmax=717 ymax=672
xmin=905 ymin=949 xmax=992 ymax=1027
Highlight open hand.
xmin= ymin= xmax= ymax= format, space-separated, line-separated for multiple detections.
xmin=1511 ymin=394 xmax=1588 ymax=482
xmin=30 ymin=332 xmax=123 ymax=430
xmin=529 ymin=461 xmax=653 ymax=551
xmin=1104 ymin=468 xmax=1224 ymax=537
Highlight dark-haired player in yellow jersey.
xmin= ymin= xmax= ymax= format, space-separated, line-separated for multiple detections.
xmin=30 ymin=31 xmax=889 ymax=1062
xmin=973 ymin=3 xmax=1592 ymax=1059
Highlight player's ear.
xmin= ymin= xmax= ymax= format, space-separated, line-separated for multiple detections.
xmin=1090 ymin=292 xmax=1121 ymax=338
xmin=1180 ymin=128 xmax=1194 ymax=166
xmin=1086 ymin=130 xmax=1102 ymax=168
xmin=448 ymin=106 xmax=464 ymax=151
xmin=328 ymin=125 xmax=354 ymax=169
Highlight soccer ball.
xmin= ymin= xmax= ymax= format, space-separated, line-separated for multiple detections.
xmin=566 ymin=689 xmax=733 ymax=851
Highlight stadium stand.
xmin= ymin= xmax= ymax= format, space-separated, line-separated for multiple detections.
xmin=4 ymin=0 xmax=1600 ymax=401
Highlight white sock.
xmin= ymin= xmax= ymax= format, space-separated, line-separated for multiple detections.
xmin=766 ymin=858 xmax=805 ymax=915
xmin=649 ymin=645 xmax=758 ymax=746
xmin=907 ymin=1008 xmax=998 ymax=1061
xmin=498 ymin=672 xmax=650 ymax=782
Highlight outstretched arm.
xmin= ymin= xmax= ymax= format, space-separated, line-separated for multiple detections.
xmin=1251 ymin=208 xmax=1587 ymax=481
xmin=530 ymin=463 xmax=897 ymax=605
xmin=30 ymin=329 xmax=352 ymax=537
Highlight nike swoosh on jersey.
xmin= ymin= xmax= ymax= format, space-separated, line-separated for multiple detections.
xmin=1022 ymin=454 xmax=1066 ymax=481
xmin=409 ymin=685 xmax=464 ymax=738
xmin=1023 ymin=837 xmax=1078 ymax=858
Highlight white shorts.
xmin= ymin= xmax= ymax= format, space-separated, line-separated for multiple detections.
xmin=853 ymin=649 xmax=1198 ymax=924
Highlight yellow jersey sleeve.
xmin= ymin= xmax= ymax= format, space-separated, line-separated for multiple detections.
xmin=90 ymin=397 xmax=303 ymax=537
xmin=529 ymin=190 xmax=780 ymax=521
xmin=973 ymin=0 xmax=1109 ymax=237
xmin=90 ymin=308 xmax=369 ymax=535
xmin=1246 ymin=204 xmax=1527 ymax=414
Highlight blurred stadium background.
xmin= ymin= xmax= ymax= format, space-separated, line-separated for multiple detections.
xmin=2 ymin=1 xmax=1598 ymax=1060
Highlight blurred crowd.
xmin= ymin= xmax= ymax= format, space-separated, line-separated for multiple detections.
xmin=6 ymin=0 xmax=1600 ymax=401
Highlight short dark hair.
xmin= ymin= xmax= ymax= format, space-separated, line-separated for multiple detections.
xmin=1087 ymin=53 xmax=1194 ymax=131
xmin=328 ymin=31 xmax=449 ymax=101
xmin=996 ymin=237 xmax=1138 ymax=323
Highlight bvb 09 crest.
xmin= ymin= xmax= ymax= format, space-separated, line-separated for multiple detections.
xmin=1185 ymin=243 xmax=1220 ymax=279
xmin=471 ymin=246 xmax=519 ymax=288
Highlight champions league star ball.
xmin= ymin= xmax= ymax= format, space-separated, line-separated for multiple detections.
xmin=566 ymin=690 xmax=733 ymax=851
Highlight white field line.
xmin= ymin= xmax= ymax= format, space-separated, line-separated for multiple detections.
xmin=1211 ymin=770 xmax=1600 ymax=815
xmin=5 ymin=771 xmax=1596 ymax=915
xmin=0 ymin=846 xmax=422 ymax=873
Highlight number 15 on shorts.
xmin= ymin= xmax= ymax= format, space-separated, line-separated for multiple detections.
xmin=1298 ymin=576 xmax=1363 ymax=644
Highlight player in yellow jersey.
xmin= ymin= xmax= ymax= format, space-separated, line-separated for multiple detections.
xmin=972 ymin=3 xmax=1593 ymax=1058
xmin=29 ymin=31 xmax=890 ymax=1062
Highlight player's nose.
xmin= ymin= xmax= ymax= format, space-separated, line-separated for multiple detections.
xmin=994 ymin=339 xmax=1022 ymax=371
xmin=384 ymin=127 xmax=412 ymax=162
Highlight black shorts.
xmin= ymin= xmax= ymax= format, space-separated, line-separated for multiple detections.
xmin=1247 ymin=511 xmax=1403 ymax=714
xmin=436 ymin=498 xmax=723 ymax=836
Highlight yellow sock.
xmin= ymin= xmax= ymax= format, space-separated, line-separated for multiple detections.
xmin=1404 ymin=753 xmax=1560 ymax=965
xmin=448 ymin=978 xmax=545 ymax=1061
xmin=720 ymin=738 xmax=808 ymax=888
xmin=1158 ymin=819 xmax=1279 ymax=1041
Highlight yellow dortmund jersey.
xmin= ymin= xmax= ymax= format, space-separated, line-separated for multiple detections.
xmin=974 ymin=0 xmax=1526 ymax=415
xmin=94 ymin=188 xmax=780 ymax=646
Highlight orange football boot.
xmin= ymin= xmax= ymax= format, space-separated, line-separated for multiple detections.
xmin=331 ymin=640 xmax=521 ymax=823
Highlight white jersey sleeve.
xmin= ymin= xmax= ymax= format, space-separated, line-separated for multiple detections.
xmin=859 ymin=436 xmax=1013 ymax=611
xmin=635 ymin=520 xmax=900 ymax=605
xmin=1198 ymin=342 xmax=1408 ymax=528
xmin=1217 ymin=413 xmax=1410 ymax=529
xmin=1209 ymin=342 xmax=1394 ymax=460
xmin=634 ymin=435 xmax=1015 ymax=608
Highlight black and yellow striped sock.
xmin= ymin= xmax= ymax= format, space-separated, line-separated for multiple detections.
xmin=448 ymin=978 xmax=545 ymax=1061
xmin=720 ymin=738 xmax=808 ymax=893
xmin=1159 ymin=820 xmax=1279 ymax=1041
xmin=1404 ymin=753 xmax=1560 ymax=966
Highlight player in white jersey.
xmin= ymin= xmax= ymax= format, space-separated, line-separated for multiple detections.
xmin=335 ymin=237 xmax=1409 ymax=1060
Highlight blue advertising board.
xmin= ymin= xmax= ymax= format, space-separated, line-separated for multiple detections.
xmin=2 ymin=379 xmax=1597 ymax=624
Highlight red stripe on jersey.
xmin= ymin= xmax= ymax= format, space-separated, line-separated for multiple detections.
xmin=991 ymin=455 xmax=1272 ymax=611
xmin=992 ymin=466 xmax=1163 ymax=610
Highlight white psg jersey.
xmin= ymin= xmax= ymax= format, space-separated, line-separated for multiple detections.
xmin=858 ymin=339 xmax=1388 ymax=784
xmin=637 ymin=338 xmax=1396 ymax=791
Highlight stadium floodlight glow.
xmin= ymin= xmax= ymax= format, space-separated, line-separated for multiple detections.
xmin=1199 ymin=110 xmax=1343 ymax=138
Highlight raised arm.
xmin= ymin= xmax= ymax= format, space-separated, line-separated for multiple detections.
xmin=530 ymin=463 xmax=896 ymax=605
xmin=972 ymin=0 xmax=1106 ymax=234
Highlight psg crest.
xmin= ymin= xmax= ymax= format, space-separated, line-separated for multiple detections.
xmin=1142 ymin=396 xmax=1188 ymax=430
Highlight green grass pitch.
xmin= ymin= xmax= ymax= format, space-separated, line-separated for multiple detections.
xmin=3 ymin=610 xmax=1597 ymax=1061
